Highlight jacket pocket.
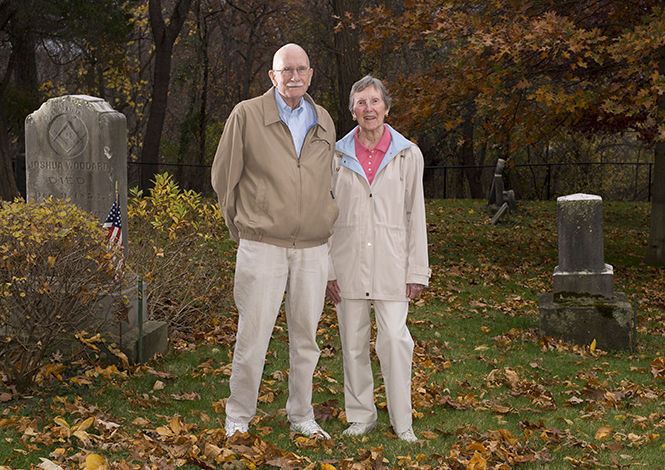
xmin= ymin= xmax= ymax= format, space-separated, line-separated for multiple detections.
xmin=333 ymin=168 xmax=364 ymax=227
xmin=310 ymin=137 xmax=331 ymax=151
xmin=255 ymin=184 xmax=268 ymax=213
xmin=375 ymin=225 xmax=408 ymax=289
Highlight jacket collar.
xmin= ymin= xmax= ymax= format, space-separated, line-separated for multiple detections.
xmin=336 ymin=124 xmax=413 ymax=176
xmin=262 ymin=87 xmax=329 ymax=132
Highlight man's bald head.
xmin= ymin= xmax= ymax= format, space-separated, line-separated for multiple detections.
xmin=272 ymin=43 xmax=310 ymax=69
xmin=269 ymin=43 xmax=313 ymax=109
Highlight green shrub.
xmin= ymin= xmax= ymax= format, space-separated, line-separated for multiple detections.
xmin=0 ymin=198 xmax=126 ymax=391
xmin=127 ymin=173 xmax=233 ymax=334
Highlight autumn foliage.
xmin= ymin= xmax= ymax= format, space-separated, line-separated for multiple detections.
xmin=361 ymin=1 xmax=665 ymax=151
xmin=127 ymin=173 xmax=233 ymax=332
xmin=0 ymin=198 xmax=126 ymax=391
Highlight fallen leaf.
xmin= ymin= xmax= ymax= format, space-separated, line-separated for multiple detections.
xmin=131 ymin=417 xmax=150 ymax=426
xmin=72 ymin=416 xmax=95 ymax=432
xmin=595 ymin=425 xmax=613 ymax=440
xmin=85 ymin=454 xmax=107 ymax=470
xmin=153 ymin=380 xmax=165 ymax=391
xmin=73 ymin=429 xmax=92 ymax=445
xmin=97 ymin=419 xmax=121 ymax=431
xmin=37 ymin=459 xmax=63 ymax=470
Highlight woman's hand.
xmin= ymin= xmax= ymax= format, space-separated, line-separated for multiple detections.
xmin=326 ymin=280 xmax=342 ymax=304
xmin=406 ymin=283 xmax=425 ymax=299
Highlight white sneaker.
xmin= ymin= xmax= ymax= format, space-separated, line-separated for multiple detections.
xmin=397 ymin=427 xmax=418 ymax=442
xmin=343 ymin=421 xmax=377 ymax=436
xmin=225 ymin=417 xmax=248 ymax=437
xmin=290 ymin=419 xmax=330 ymax=439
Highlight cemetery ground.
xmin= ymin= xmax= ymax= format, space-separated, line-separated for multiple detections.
xmin=1 ymin=191 xmax=665 ymax=469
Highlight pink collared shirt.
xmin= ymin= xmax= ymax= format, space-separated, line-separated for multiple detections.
xmin=354 ymin=125 xmax=392 ymax=185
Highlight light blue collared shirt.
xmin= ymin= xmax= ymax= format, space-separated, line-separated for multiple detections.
xmin=274 ymin=89 xmax=316 ymax=157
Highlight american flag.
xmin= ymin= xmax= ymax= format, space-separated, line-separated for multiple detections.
xmin=103 ymin=199 xmax=123 ymax=252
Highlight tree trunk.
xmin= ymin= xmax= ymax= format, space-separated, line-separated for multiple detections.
xmin=0 ymin=109 xmax=19 ymax=201
xmin=646 ymin=44 xmax=665 ymax=265
xmin=140 ymin=0 xmax=193 ymax=191
xmin=0 ymin=18 xmax=38 ymax=201
xmin=197 ymin=0 xmax=209 ymax=166
xmin=460 ymin=101 xmax=484 ymax=199
xmin=331 ymin=0 xmax=361 ymax=136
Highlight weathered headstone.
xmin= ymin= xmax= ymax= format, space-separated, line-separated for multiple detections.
xmin=26 ymin=95 xmax=128 ymax=248
xmin=25 ymin=95 xmax=167 ymax=362
xmin=539 ymin=193 xmax=633 ymax=350
xmin=552 ymin=194 xmax=614 ymax=298
xmin=488 ymin=158 xmax=517 ymax=224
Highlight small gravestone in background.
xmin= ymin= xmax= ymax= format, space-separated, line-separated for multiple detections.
xmin=25 ymin=95 xmax=167 ymax=363
xmin=538 ymin=193 xmax=633 ymax=350
xmin=488 ymin=158 xmax=517 ymax=224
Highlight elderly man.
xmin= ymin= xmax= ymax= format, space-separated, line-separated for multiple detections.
xmin=211 ymin=43 xmax=338 ymax=439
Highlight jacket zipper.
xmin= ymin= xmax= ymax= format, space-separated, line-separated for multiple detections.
xmin=368 ymin=183 xmax=376 ymax=299
xmin=294 ymin=157 xmax=301 ymax=247
xmin=291 ymin=124 xmax=316 ymax=247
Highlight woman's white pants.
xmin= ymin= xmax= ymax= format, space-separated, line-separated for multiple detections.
xmin=336 ymin=298 xmax=414 ymax=434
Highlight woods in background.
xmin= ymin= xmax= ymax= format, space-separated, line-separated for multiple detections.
xmin=1 ymin=0 xmax=664 ymax=261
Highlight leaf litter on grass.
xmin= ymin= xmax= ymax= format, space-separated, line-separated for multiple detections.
xmin=2 ymin=200 xmax=665 ymax=469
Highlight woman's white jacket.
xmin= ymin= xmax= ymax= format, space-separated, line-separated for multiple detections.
xmin=328 ymin=124 xmax=431 ymax=301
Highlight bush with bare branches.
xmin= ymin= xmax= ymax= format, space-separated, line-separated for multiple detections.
xmin=0 ymin=198 xmax=126 ymax=391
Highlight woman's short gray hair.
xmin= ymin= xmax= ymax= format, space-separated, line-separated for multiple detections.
xmin=349 ymin=75 xmax=392 ymax=113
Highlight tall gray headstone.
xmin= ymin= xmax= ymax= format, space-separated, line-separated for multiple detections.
xmin=25 ymin=95 xmax=128 ymax=248
xmin=539 ymin=193 xmax=633 ymax=350
xmin=553 ymin=194 xmax=613 ymax=298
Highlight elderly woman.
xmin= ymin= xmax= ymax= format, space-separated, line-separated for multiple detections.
xmin=326 ymin=75 xmax=430 ymax=442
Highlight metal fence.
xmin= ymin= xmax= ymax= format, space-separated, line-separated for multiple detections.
xmin=127 ymin=160 xmax=214 ymax=195
xmin=424 ymin=161 xmax=653 ymax=201
xmin=12 ymin=154 xmax=653 ymax=202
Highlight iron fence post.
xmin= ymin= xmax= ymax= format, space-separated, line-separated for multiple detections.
xmin=443 ymin=167 xmax=447 ymax=199
xmin=648 ymin=162 xmax=652 ymax=202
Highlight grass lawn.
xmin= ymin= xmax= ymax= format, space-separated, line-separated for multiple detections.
xmin=1 ymin=198 xmax=664 ymax=469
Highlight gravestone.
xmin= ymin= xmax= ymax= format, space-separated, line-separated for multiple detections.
xmin=488 ymin=158 xmax=517 ymax=224
xmin=25 ymin=95 xmax=167 ymax=362
xmin=26 ymin=95 xmax=128 ymax=247
xmin=538 ymin=193 xmax=633 ymax=350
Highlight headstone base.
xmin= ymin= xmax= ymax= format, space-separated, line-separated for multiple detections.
xmin=120 ymin=320 xmax=169 ymax=364
xmin=553 ymin=263 xmax=614 ymax=299
xmin=98 ymin=278 xmax=146 ymax=335
xmin=538 ymin=292 xmax=633 ymax=350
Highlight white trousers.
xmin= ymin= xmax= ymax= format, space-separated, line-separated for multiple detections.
xmin=226 ymin=239 xmax=328 ymax=425
xmin=336 ymin=298 xmax=414 ymax=434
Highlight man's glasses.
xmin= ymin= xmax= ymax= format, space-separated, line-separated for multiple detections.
xmin=273 ymin=66 xmax=310 ymax=77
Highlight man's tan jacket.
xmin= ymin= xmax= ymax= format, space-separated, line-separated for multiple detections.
xmin=211 ymin=88 xmax=338 ymax=248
